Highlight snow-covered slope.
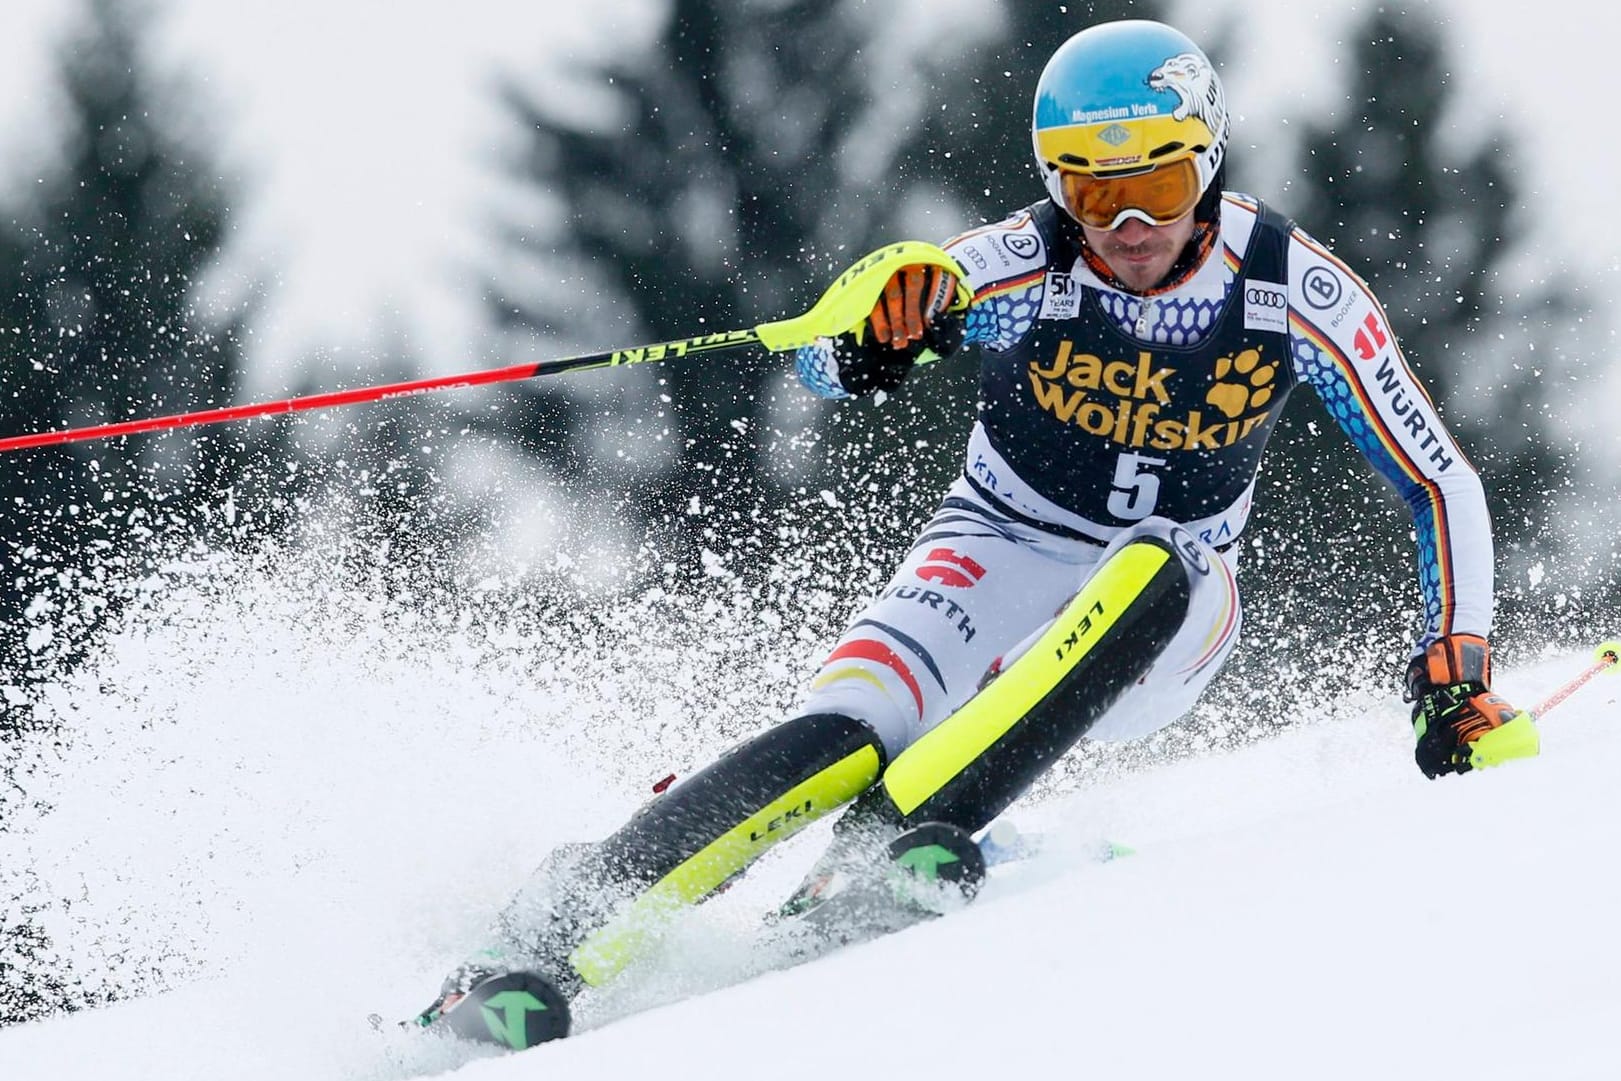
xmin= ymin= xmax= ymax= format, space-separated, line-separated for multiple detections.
xmin=2 ymin=546 xmax=1616 ymax=1081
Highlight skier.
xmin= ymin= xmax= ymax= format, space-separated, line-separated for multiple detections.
xmin=414 ymin=19 xmax=1538 ymax=1049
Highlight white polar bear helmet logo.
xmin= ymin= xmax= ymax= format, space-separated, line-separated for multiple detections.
xmin=1148 ymin=52 xmax=1225 ymax=134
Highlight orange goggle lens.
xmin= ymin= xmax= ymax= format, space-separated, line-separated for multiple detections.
xmin=1059 ymin=158 xmax=1202 ymax=230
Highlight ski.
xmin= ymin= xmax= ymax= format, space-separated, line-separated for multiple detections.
xmin=392 ymin=818 xmax=1131 ymax=1054
xmin=977 ymin=820 xmax=1136 ymax=868
xmin=766 ymin=821 xmax=990 ymax=957
xmin=766 ymin=819 xmax=1131 ymax=959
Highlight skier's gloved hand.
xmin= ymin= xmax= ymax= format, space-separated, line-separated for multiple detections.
xmin=831 ymin=264 xmax=963 ymax=396
xmin=870 ymin=264 xmax=960 ymax=350
xmin=1404 ymin=633 xmax=1539 ymax=779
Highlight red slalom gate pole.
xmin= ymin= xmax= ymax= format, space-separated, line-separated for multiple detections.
xmin=1532 ymin=641 xmax=1620 ymax=720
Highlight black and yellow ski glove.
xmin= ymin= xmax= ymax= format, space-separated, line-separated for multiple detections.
xmin=1405 ymin=633 xmax=1539 ymax=779
xmin=832 ymin=264 xmax=963 ymax=396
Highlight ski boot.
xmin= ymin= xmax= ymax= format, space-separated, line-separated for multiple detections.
xmin=776 ymin=820 xmax=986 ymax=949
xmin=410 ymin=962 xmax=572 ymax=1051
xmin=407 ymin=843 xmax=602 ymax=1051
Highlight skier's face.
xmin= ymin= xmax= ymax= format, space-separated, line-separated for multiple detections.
xmin=1081 ymin=212 xmax=1197 ymax=293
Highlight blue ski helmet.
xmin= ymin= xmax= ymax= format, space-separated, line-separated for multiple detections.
xmin=1032 ymin=21 xmax=1229 ymax=226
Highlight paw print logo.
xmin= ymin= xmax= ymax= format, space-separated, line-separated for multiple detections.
xmin=1206 ymin=348 xmax=1278 ymax=418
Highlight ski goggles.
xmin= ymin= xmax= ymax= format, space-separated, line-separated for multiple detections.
xmin=1058 ymin=157 xmax=1202 ymax=231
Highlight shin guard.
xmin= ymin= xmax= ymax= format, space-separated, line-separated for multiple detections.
xmin=565 ymin=712 xmax=884 ymax=986
xmin=861 ymin=534 xmax=1190 ymax=835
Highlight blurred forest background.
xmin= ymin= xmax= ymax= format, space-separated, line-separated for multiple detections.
xmin=1 ymin=0 xmax=1616 ymax=1023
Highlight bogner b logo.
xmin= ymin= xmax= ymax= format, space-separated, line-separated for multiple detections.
xmin=1027 ymin=340 xmax=1276 ymax=452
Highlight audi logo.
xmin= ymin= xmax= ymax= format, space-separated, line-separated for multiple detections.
xmin=1245 ymin=287 xmax=1286 ymax=309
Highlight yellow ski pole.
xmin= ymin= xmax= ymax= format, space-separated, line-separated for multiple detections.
xmin=0 ymin=242 xmax=967 ymax=454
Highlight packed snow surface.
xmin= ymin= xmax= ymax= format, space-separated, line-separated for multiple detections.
xmin=1 ymin=546 xmax=1615 ymax=1080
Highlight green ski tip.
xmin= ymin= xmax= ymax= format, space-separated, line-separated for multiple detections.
xmin=1100 ymin=841 xmax=1136 ymax=862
